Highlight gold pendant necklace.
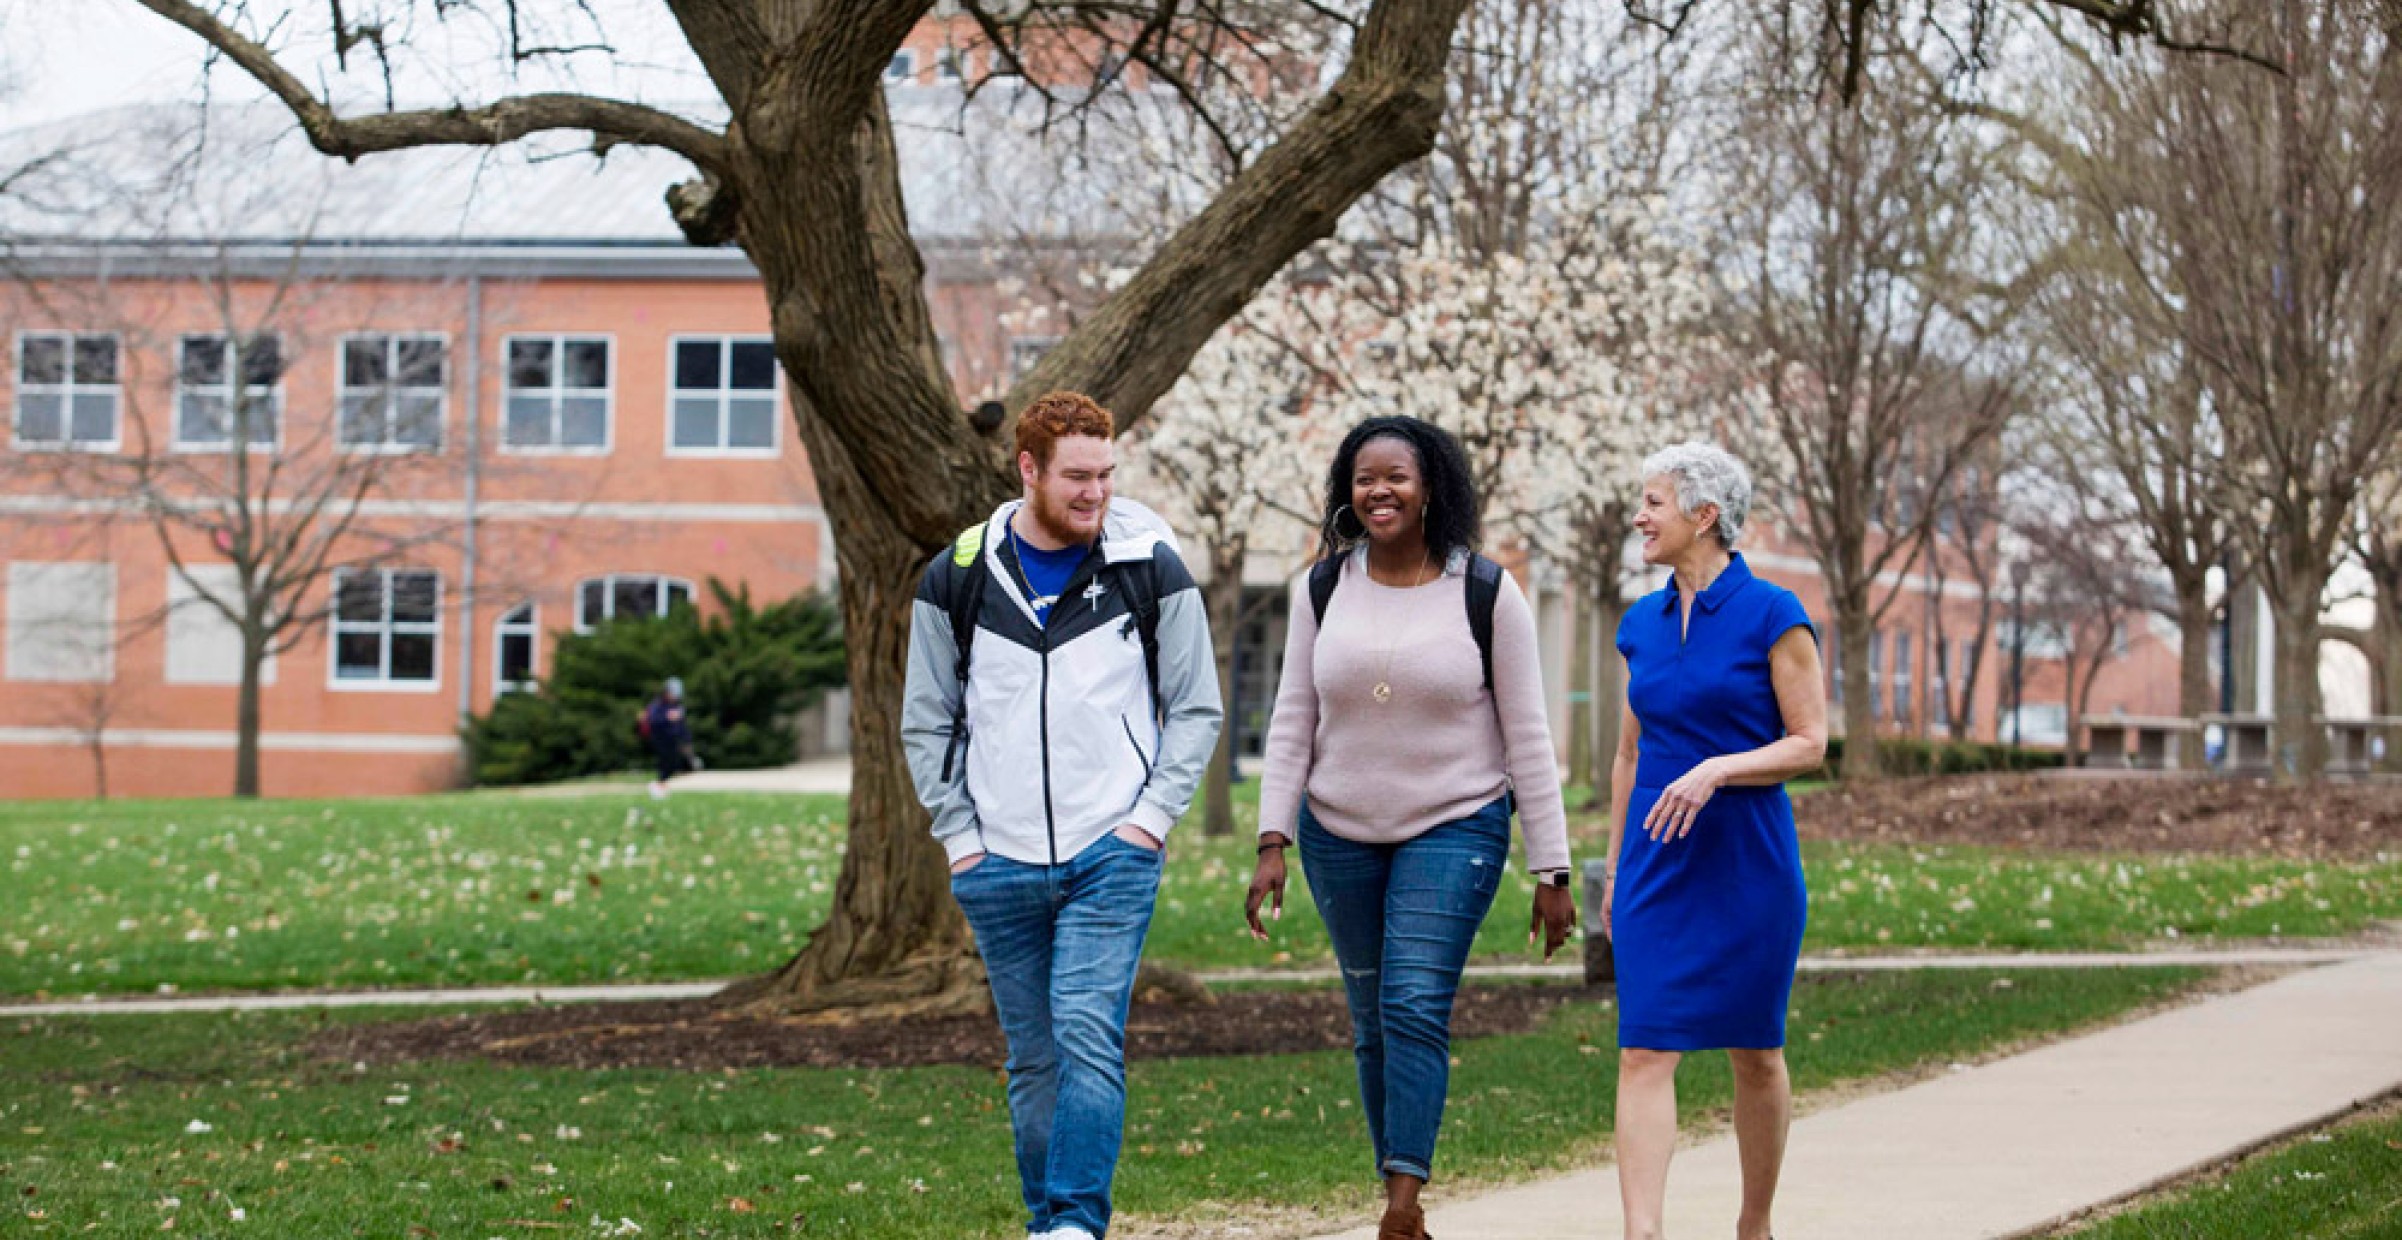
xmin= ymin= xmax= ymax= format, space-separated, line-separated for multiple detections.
xmin=1368 ymin=547 xmax=1438 ymax=705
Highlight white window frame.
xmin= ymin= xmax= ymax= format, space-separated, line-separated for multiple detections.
xmin=665 ymin=334 xmax=781 ymax=458
xmin=174 ymin=333 xmax=285 ymax=452
xmin=327 ymin=567 xmax=443 ymax=692
xmin=12 ymin=330 xmax=122 ymax=452
xmin=885 ymin=49 xmax=919 ymax=82
xmin=1824 ymin=621 xmax=1843 ymax=706
xmin=935 ymin=46 xmax=964 ymax=81
xmin=336 ymin=332 xmax=449 ymax=453
xmin=494 ymin=601 xmax=539 ymax=695
xmin=498 ymin=333 xmax=615 ymax=455
xmin=1892 ymin=630 xmax=1914 ymax=728
xmin=1931 ymin=639 xmax=1953 ymax=730
xmin=1867 ymin=630 xmax=1884 ymax=721
xmin=574 ymin=574 xmax=695 ymax=633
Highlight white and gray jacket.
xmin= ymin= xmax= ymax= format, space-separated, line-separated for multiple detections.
xmin=903 ymin=498 xmax=1223 ymax=867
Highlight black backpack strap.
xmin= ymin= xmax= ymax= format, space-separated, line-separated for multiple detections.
xmin=1307 ymin=556 xmax=1342 ymax=627
xmin=939 ymin=525 xmax=988 ymax=783
xmin=1465 ymin=554 xmax=1503 ymax=693
xmin=1119 ymin=558 xmax=1166 ymax=724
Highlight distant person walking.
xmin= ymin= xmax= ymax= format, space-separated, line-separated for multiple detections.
xmin=902 ymin=391 xmax=1223 ymax=1240
xmin=1245 ymin=415 xmax=1577 ymax=1240
xmin=1606 ymin=443 xmax=1828 ymax=1240
xmin=642 ymin=678 xmax=697 ymax=799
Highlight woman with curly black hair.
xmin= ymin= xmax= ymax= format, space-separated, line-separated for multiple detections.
xmin=1245 ymin=415 xmax=1578 ymax=1240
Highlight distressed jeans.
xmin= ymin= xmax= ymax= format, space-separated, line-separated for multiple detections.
xmin=950 ymin=833 xmax=1163 ymax=1238
xmin=1299 ymin=795 xmax=1511 ymax=1182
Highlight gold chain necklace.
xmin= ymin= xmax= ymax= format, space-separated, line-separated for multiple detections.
xmin=1368 ymin=546 xmax=1439 ymax=704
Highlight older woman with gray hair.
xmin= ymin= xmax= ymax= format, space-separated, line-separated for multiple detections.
xmin=1604 ymin=442 xmax=1828 ymax=1240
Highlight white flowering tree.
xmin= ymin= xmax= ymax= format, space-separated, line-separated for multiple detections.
xmin=1511 ymin=197 xmax=1737 ymax=799
xmin=1128 ymin=273 xmax=1345 ymax=835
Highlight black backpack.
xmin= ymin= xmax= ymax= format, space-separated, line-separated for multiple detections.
xmin=1308 ymin=552 xmax=1505 ymax=692
xmin=938 ymin=523 xmax=1164 ymax=782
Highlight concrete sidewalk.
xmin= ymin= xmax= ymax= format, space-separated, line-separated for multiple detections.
xmin=510 ymin=757 xmax=854 ymax=798
xmin=1314 ymin=952 xmax=2402 ymax=1240
xmin=1 ymin=946 xmax=2379 ymax=1019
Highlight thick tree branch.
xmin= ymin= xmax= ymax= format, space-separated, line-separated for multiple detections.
xmin=1019 ymin=0 xmax=1475 ymax=430
xmin=131 ymin=0 xmax=732 ymax=174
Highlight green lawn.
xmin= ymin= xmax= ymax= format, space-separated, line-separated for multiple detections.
xmin=2 ymin=967 xmax=2212 ymax=1238
xmin=2 ymin=791 xmax=2396 ymax=998
xmin=2054 ymin=1102 xmax=2402 ymax=1239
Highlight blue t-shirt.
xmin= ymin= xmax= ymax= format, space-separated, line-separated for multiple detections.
xmin=1011 ymin=530 xmax=1090 ymax=626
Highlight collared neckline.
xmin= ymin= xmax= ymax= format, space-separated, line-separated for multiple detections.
xmin=1658 ymin=552 xmax=1756 ymax=615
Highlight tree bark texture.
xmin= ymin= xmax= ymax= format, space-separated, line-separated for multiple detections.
xmin=1200 ymin=539 xmax=1247 ymax=838
xmin=234 ymin=626 xmax=266 ymax=799
xmin=2173 ymin=583 xmax=2216 ymax=768
xmin=2272 ymin=592 xmax=2330 ymax=781
xmin=1837 ymin=611 xmax=1882 ymax=779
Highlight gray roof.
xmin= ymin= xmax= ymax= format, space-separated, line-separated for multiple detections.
xmin=0 ymin=87 xmax=1185 ymax=253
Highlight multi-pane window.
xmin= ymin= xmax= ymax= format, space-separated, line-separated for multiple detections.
xmin=885 ymin=49 xmax=919 ymax=81
xmin=4 ymin=562 xmax=114 ymax=683
xmin=14 ymin=332 xmax=120 ymax=449
xmin=1931 ymin=640 xmax=1953 ymax=730
xmin=669 ymin=337 xmax=777 ymax=453
xmin=576 ymin=574 xmax=692 ymax=632
xmin=495 ymin=602 xmax=538 ymax=693
xmin=1892 ymin=631 xmax=1914 ymax=730
xmin=339 ymin=335 xmax=446 ymax=450
xmin=1867 ymin=631 xmax=1885 ymax=721
xmin=332 ymin=568 xmax=440 ymax=686
xmin=177 ymin=334 xmax=284 ymax=448
xmin=1825 ymin=622 xmax=1843 ymax=706
xmin=503 ymin=336 xmax=611 ymax=451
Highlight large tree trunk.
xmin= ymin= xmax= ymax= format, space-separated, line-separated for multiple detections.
xmin=1837 ymin=607 xmax=1883 ymax=780
xmin=2271 ymin=590 xmax=2329 ymax=781
xmin=234 ymin=626 xmax=265 ymax=799
xmin=718 ymin=405 xmax=998 ymax=1019
xmin=2173 ymin=579 xmax=2216 ymax=768
xmin=1200 ymin=538 xmax=1247 ymax=838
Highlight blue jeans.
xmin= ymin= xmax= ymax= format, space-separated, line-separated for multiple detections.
xmin=950 ymin=834 xmax=1163 ymax=1237
xmin=1300 ymin=796 xmax=1510 ymax=1182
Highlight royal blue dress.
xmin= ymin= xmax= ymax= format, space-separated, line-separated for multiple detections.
xmin=1613 ymin=553 xmax=1813 ymax=1051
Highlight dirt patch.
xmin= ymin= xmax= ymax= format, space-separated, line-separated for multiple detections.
xmin=310 ymin=982 xmax=1605 ymax=1073
xmin=1797 ymin=774 xmax=2402 ymax=860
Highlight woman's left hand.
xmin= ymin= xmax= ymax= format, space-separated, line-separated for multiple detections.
xmin=1530 ymin=884 xmax=1578 ymax=960
xmin=1644 ymin=757 xmax=1725 ymax=842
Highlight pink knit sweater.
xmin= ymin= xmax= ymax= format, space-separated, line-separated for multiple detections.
xmin=1257 ymin=550 xmax=1571 ymax=872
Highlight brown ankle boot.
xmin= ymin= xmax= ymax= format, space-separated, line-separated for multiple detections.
xmin=1377 ymin=1200 xmax=1429 ymax=1240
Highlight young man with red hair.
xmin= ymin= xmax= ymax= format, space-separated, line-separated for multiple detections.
xmin=903 ymin=391 xmax=1222 ymax=1240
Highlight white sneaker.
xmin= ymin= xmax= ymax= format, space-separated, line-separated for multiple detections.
xmin=647 ymin=781 xmax=668 ymax=800
xmin=1042 ymin=1229 xmax=1098 ymax=1240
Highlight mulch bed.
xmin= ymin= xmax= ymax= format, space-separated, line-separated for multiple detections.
xmin=310 ymin=982 xmax=1604 ymax=1073
xmin=1796 ymin=773 xmax=2402 ymax=860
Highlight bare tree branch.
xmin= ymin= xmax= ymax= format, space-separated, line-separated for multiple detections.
xmin=130 ymin=0 xmax=732 ymax=173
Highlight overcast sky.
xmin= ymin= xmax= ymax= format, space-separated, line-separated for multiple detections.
xmin=0 ymin=0 xmax=716 ymax=131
